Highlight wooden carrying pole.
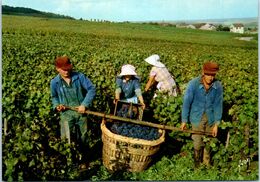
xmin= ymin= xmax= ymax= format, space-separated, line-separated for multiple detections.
xmin=66 ymin=107 xmax=213 ymax=136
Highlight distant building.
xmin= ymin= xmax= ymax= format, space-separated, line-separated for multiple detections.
xmin=230 ymin=23 xmax=244 ymax=34
xmin=193 ymin=23 xmax=205 ymax=29
xmin=186 ymin=24 xmax=196 ymax=29
xmin=176 ymin=23 xmax=188 ymax=28
xmin=199 ymin=23 xmax=216 ymax=30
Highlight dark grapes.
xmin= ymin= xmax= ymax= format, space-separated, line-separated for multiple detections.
xmin=110 ymin=105 xmax=160 ymax=140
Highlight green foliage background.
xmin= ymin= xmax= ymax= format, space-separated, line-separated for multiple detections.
xmin=2 ymin=15 xmax=258 ymax=181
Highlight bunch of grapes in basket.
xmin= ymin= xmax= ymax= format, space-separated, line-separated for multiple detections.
xmin=110 ymin=104 xmax=160 ymax=140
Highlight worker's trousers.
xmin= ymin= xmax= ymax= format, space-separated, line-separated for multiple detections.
xmin=191 ymin=113 xmax=213 ymax=165
xmin=60 ymin=110 xmax=88 ymax=160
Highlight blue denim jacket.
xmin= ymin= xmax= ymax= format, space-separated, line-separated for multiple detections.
xmin=181 ymin=76 xmax=223 ymax=127
xmin=50 ymin=72 xmax=96 ymax=110
xmin=115 ymin=76 xmax=141 ymax=99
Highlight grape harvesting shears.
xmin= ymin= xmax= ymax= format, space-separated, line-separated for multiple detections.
xmin=64 ymin=106 xmax=213 ymax=136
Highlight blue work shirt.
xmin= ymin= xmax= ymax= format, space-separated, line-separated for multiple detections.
xmin=50 ymin=72 xmax=96 ymax=110
xmin=115 ymin=76 xmax=142 ymax=100
xmin=181 ymin=76 xmax=223 ymax=127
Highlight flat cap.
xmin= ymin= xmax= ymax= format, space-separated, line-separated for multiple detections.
xmin=203 ymin=62 xmax=219 ymax=75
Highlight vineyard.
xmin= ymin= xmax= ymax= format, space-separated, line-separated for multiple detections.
xmin=2 ymin=15 xmax=258 ymax=181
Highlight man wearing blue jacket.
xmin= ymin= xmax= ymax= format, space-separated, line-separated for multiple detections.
xmin=50 ymin=56 xmax=96 ymax=169
xmin=181 ymin=62 xmax=223 ymax=168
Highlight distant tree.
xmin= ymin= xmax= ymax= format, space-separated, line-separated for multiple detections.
xmin=149 ymin=22 xmax=159 ymax=26
xmin=216 ymin=24 xmax=230 ymax=32
xmin=2 ymin=5 xmax=75 ymax=20
xmin=216 ymin=24 xmax=223 ymax=31
xmin=222 ymin=26 xmax=230 ymax=31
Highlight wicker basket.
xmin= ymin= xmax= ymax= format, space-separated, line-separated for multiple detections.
xmin=101 ymin=119 xmax=165 ymax=172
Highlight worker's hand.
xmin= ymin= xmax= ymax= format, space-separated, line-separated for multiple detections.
xmin=76 ymin=105 xmax=86 ymax=114
xmin=113 ymin=99 xmax=118 ymax=104
xmin=180 ymin=122 xmax=187 ymax=130
xmin=140 ymin=103 xmax=146 ymax=110
xmin=212 ymin=125 xmax=218 ymax=137
xmin=56 ymin=105 xmax=66 ymax=112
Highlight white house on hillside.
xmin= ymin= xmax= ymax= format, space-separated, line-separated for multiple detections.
xmin=230 ymin=23 xmax=244 ymax=34
xmin=186 ymin=24 xmax=196 ymax=29
xmin=199 ymin=23 xmax=216 ymax=30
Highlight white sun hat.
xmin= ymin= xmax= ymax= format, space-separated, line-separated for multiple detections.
xmin=144 ymin=54 xmax=165 ymax=68
xmin=119 ymin=64 xmax=137 ymax=76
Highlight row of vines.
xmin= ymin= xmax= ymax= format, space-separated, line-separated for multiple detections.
xmin=2 ymin=16 xmax=258 ymax=181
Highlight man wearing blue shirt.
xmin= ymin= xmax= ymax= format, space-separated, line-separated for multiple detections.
xmin=181 ymin=62 xmax=223 ymax=168
xmin=50 ymin=56 xmax=96 ymax=169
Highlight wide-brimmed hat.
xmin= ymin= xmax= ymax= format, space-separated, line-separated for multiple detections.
xmin=119 ymin=64 xmax=137 ymax=76
xmin=203 ymin=62 xmax=219 ymax=75
xmin=144 ymin=54 xmax=165 ymax=68
xmin=55 ymin=56 xmax=73 ymax=70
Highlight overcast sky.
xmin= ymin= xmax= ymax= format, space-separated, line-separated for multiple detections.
xmin=2 ymin=0 xmax=259 ymax=22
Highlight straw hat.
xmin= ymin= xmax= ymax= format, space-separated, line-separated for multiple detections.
xmin=119 ymin=64 xmax=137 ymax=76
xmin=144 ymin=54 xmax=165 ymax=68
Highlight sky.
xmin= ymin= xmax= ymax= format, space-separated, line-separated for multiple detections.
xmin=2 ymin=0 xmax=259 ymax=22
